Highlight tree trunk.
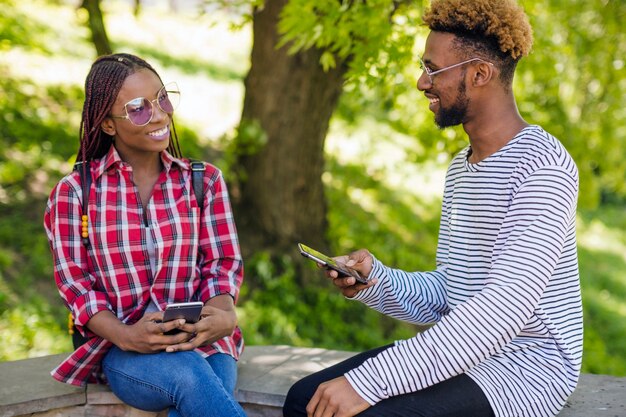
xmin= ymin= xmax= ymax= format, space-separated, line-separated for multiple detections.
xmin=233 ymin=0 xmax=348 ymax=270
xmin=81 ymin=0 xmax=113 ymax=56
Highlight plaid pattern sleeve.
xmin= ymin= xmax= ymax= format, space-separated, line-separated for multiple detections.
xmin=43 ymin=148 xmax=244 ymax=386
xmin=44 ymin=172 xmax=112 ymax=331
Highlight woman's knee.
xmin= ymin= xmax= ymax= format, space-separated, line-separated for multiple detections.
xmin=206 ymin=353 xmax=238 ymax=394
xmin=165 ymin=351 xmax=217 ymax=387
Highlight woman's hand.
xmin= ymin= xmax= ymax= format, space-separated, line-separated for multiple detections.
xmin=165 ymin=295 xmax=237 ymax=353
xmin=86 ymin=310 xmax=191 ymax=353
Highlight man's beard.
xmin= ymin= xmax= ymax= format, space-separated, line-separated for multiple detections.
xmin=435 ymin=79 xmax=469 ymax=129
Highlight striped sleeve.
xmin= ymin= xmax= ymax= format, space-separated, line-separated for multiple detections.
xmin=351 ymin=259 xmax=450 ymax=325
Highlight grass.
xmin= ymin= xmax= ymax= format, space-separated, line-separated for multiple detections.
xmin=576 ymin=208 xmax=626 ymax=375
xmin=0 ymin=0 xmax=625 ymax=377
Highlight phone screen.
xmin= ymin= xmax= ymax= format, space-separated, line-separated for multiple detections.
xmin=298 ymin=243 xmax=368 ymax=284
xmin=163 ymin=301 xmax=203 ymax=323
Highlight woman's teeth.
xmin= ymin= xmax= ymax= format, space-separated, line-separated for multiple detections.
xmin=149 ymin=126 xmax=168 ymax=137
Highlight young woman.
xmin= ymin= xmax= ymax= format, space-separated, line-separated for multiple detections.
xmin=44 ymin=53 xmax=246 ymax=417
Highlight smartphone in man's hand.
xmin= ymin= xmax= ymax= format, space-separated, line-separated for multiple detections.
xmin=298 ymin=243 xmax=368 ymax=284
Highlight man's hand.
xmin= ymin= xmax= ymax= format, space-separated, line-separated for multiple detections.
xmin=326 ymin=249 xmax=377 ymax=298
xmin=306 ymin=376 xmax=370 ymax=417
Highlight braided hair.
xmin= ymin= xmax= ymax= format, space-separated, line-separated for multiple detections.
xmin=77 ymin=53 xmax=182 ymax=163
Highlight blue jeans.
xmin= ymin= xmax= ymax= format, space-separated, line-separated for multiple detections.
xmin=102 ymin=346 xmax=246 ymax=417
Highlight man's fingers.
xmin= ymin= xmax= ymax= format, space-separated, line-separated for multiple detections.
xmin=333 ymin=276 xmax=377 ymax=289
xmin=333 ymin=255 xmax=350 ymax=265
xmin=332 ymin=276 xmax=355 ymax=287
xmin=310 ymin=387 xmax=334 ymax=417
xmin=306 ymin=388 xmax=322 ymax=417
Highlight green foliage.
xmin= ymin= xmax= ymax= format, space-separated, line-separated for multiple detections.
xmin=0 ymin=0 xmax=53 ymax=53
xmin=239 ymin=251 xmax=420 ymax=351
xmin=116 ymin=43 xmax=246 ymax=82
xmin=519 ymin=0 xmax=626 ymax=208
xmin=198 ymin=0 xmax=264 ymax=28
xmin=0 ymin=71 xmax=80 ymax=361
xmin=215 ymin=118 xmax=269 ymax=186
xmin=0 ymin=298 xmax=72 ymax=361
xmin=324 ymin=153 xmax=441 ymax=269
xmin=576 ymin=207 xmax=626 ymax=375
xmin=279 ymin=0 xmax=424 ymax=84
xmin=175 ymin=122 xmax=207 ymax=160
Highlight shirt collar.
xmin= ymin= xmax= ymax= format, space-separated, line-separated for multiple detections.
xmin=94 ymin=146 xmax=189 ymax=179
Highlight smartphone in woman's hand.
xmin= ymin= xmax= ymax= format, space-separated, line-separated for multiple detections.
xmin=162 ymin=301 xmax=203 ymax=334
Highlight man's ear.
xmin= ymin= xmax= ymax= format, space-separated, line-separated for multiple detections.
xmin=472 ymin=61 xmax=495 ymax=87
xmin=101 ymin=117 xmax=116 ymax=136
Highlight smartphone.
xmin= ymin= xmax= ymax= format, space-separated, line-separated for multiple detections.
xmin=298 ymin=243 xmax=368 ymax=284
xmin=162 ymin=301 xmax=203 ymax=324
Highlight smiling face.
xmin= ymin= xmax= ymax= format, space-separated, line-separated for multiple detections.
xmin=101 ymin=69 xmax=172 ymax=162
xmin=417 ymin=31 xmax=473 ymax=129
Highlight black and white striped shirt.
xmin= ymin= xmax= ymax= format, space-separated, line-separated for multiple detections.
xmin=346 ymin=125 xmax=582 ymax=417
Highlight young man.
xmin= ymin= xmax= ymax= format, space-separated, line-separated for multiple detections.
xmin=283 ymin=0 xmax=582 ymax=416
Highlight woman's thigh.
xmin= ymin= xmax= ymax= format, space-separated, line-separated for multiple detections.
xmin=205 ymin=352 xmax=238 ymax=394
xmin=102 ymin=347 xmax=245 ymax=417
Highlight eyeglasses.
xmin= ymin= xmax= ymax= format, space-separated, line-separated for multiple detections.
xmin=418 ymin=56 xmax=492 ymax=84
xmin=110 ymin=82 xmax=180 ymax=126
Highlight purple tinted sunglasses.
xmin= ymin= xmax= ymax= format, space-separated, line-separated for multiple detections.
xmin=110 ymin=82 xmax=180 ymax=126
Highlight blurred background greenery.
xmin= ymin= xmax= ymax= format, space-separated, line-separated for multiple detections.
xmin=0 ymin=0 xmax=624 ymax=377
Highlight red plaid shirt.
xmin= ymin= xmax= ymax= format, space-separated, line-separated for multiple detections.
xmin=44 ymin=147 xmax=244 ymax=386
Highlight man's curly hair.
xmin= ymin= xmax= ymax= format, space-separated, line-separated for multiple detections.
xmin=423 ymin=0 xmax=533 ymax=85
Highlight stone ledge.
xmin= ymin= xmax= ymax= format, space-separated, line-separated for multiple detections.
xmin=559 ymin=373 xmax=625 ymax=417
xmin=0 ymin=353 xmax=85 ymax=417
xmin=0 ymin=346 xmax=354 ymax=417
xmin=0 ymin=345 xmax=624 ymax=417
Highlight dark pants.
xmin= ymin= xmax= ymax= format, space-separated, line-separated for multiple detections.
xmin=283 ymin=345 xmax=495 ymax=417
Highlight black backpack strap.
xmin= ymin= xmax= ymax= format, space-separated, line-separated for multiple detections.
xmin=73 ymin=161 xmax=92 ymax=248
xmin=190 ymin=160 xmax=205 ymax=209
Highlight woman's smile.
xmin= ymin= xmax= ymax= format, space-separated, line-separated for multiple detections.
xmin=148 ymin=124 xmax=170 ymax=141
